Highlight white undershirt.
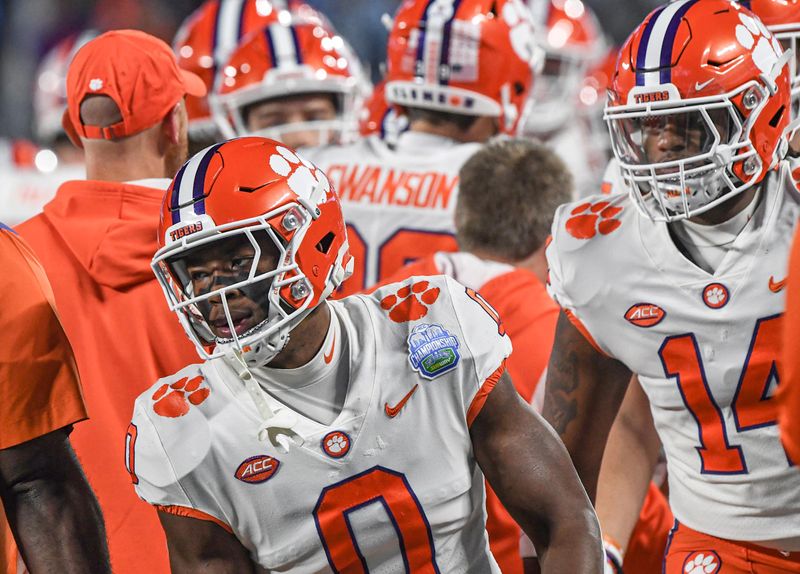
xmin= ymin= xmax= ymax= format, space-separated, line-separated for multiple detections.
xmin=123 ymin=177 xmax=172 ymax=190
xmin=250 ymin=307 xmax=349 ymax=426
xmin=669 ymin=191 xmax=760 ymax=274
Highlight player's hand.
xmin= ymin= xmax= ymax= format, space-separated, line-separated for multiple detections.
xmin=603 ymin=537 xmax=623 ymax=574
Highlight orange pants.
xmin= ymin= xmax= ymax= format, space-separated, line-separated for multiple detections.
xmin=624 ymin=482 xmax=673 ymax=574
xmin=664 ymin=522 xmax=800 ymax=573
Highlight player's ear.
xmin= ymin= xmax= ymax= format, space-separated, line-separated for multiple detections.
xmin=161 ymin=102 xmax=183 ymax=146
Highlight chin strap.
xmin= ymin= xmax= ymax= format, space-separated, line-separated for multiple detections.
xmin=226 ymin=348 xmax=304 ymax=454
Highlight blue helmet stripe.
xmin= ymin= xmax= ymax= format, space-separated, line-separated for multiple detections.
xmin=414 ymin=0 xmax=437 ymax=79
xmin=439 ymin=0 xmax=463 ymax=85
xmin=192 ymin=143 xmax=224 ymax=217
xmin=635 ymin=4 xmax=666 ymax=86
xmin=659 ymin=0 xmax=699 ymax=84
xmin=236 ymin=0 xmax=247 ymax=39
xmin=265 ymin=26 xmax=278 ymax=68
xmin=290 ymin=25 xmax=304 ymax=65
xmin=170 ymin=162 xmax=190 ymax=225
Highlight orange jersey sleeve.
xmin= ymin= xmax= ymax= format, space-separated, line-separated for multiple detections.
xmin=0 ymin=225 xmax=87 ymax=448
xmin=780 ymin=224 xmax=800 ymax=464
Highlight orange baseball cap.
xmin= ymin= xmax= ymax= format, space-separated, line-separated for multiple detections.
xmin=62 ymin=29 xmax=206 ymax=146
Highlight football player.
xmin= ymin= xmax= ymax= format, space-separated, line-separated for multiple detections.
xmin=542 ymin=1 xmax=800 ymax=573
xmin=304 ymin=0 xmax=542 ymax=296
xmin=126 ymin=136 xmax=603 ymax=572
xmin=601 ymin=0 xmax=800 ymax=193
xmin=210 ymin=13 xmax=370 ymax=150
xmin=375 ymin=138 xmax=570 ymax=573
xmin=173 ymin=0 xmax=348 ymax=154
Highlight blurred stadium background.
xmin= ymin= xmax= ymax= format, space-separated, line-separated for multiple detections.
xmin=0 ymin=0 xmax=662 ymax=140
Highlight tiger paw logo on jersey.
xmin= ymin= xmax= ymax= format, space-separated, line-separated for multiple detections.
xmin=407 ymin=323 xmax=461 ymax=380
xmin=151 ymin=375 xmax=210 ymax=418
xmin=380 ymin=280 xmax=441 ymax=323
xmin=268 ymin=146 xmax=330 ymax=207
xmin=322 ymin=431 xmax=351 ymax=458
xmin=566 ymin=200 xmax=623 ymax=239
xmin=702 ymin=283 xmax=729 ymax=309
xmin=682 ymin=551 xmax=720 ymax=574
xmin=235 ymin=455 xmax=280 ymax=484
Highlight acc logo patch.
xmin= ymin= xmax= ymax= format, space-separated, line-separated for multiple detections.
xmin=682 ymin=551 xmax=720 ymax=574
xmin=407 ymin=323 xmax=460 ymax=380
xmin=322 ymin=431 xmax=351 ymax=459
xmin=625 ymin=303 xmax=666 ymax=328
xmin=234 ymin=455 xmax=280 ymax=484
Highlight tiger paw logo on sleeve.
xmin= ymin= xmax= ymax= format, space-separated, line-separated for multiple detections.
xmin=380 ymin=280 xmax=441 ymax=323
xmin=407 ymin=323 xmax=461 ymax=380
xmin=152 ymin=375 xmax=210 ymax=418
xmin=565 ymin=200 xmax=623 ymax=239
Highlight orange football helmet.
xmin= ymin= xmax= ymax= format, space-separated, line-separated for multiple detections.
xmin=173 ymin=0 xmax=331 ymax=139
xmin=524 ymin=0 xmax=606 ymax=134
xmin=605 ymin=0 xmax=791 ymax=222
xmin=384 ymin=0 xmax=542 ymax=135
xmin=212 ymin=17 xmax=369 ymax=145
xmin=152 ymin=137 xmax=352 ymax=367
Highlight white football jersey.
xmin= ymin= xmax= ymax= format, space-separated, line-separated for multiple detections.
xmin=128 ymin=275 xmax=511 ymax=572
xmin=546 ymin=163 xmax=800 ymax=544
xmin=600 ymin=158 xmax=626 ymax=196
xmin=304 ymin=133 xmax=481 ymax=295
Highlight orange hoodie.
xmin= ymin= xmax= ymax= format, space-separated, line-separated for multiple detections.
xmin=17 ymin=180 xmax=198 ymax=574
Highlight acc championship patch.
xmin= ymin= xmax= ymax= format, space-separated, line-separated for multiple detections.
xmin=407 ymin=323 xmax=460 ymax=380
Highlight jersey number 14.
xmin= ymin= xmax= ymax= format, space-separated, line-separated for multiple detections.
xmin=659 ymin=314 xmax=783 ymax=475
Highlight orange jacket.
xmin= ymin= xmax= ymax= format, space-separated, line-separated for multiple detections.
xmin=780 ymin=224 xmax=800 ymax=463
xmin=378 ymin=253 xmax=559 ymax=574
xmin=0 ymin=224 xmax=88 ymax=570
xmin=17 ymin=180 xmax=197 ymax=574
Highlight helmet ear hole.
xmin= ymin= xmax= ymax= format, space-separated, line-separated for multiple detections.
xmin=315 ymin=231 xmax=336 ymax=254
xmin=769 ymin=105 xmax=786 ymax=128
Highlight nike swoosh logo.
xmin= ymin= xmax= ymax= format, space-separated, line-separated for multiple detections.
xmin=769 ymin=275 xmax=787 ymax=293
xmin=384 ymin=385 xmax=419 ymax=418
xmin=695 ymin=79 xmax=714 ymax=92
xmin=323 ymin=332 xmax=336 ymax=364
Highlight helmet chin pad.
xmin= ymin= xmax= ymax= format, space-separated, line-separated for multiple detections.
xmin=218 ymin=323 xmax=291 ymax=368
